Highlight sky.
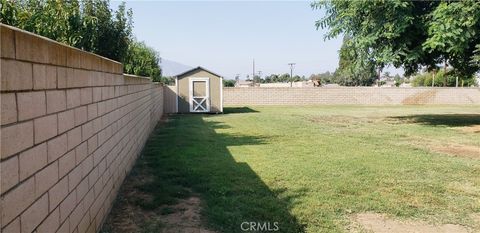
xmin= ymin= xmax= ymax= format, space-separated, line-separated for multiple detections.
xmin=111 ymin=1 xmax=401 ymax=79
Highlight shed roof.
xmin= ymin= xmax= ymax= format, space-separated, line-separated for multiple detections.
xmin=175 ymin=66 xmax=223 ymax=78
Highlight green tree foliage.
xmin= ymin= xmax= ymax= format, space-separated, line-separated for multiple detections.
xmin=412 ymin=69 xmax=477 ymax=87
xmin=423 ymin=1 xmax=480 ymax=78
xmin=80 ymin=0 xmax=133 ymax=61
xmin=223 ymin=79 xmax=236 ymax=87
xmin=1 ymin=0 xmax=83 ymax=46
xmin=252 ymin=75 xmax=263 ymax=84
xmin=124 ymin=41 xmax=162 ymax=81
xmin=333 ymin=36 xmax=377 ymax=86
xmin=279 ymin=73 xmax=291 ymax=82
xmin=291 ymin=75 xmax=302 ymax=82
xmin=393 ymin=74 xmax=403 ymax=87
xmin=248 ymin=73 xmax=307 ymax=84
xmin=261 ymin=74 xmax=286 ymax=83
xmin=472 ymin=44 xmax=480 ymax=66
xmin=264 ymin=74 xmax=276 ymax=83
xmin=312 ymin=0 xmax=480 ymax=84
xmin=0 ymin=0 xmax=164 ymax=82
xmin=0 ymin=0 xmax=17 ymax=26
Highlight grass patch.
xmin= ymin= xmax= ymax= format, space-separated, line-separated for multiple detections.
xmin=104 ymin=105 xmax=480 ymax=233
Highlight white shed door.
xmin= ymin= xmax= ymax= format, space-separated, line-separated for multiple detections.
xmin=189 ymin=78 xmax=210 ymax=112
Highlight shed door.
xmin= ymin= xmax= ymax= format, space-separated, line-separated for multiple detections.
xmin=189 ymin=78 xmax=210 ymax=112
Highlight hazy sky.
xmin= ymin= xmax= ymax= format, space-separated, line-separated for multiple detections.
xmin=111 ymin=1 xmax=400 ymax=79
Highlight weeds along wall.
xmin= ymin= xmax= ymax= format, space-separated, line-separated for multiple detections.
xmin=0 ymin=24 xmax=164 ymax=233
xmin=223 ymin=87 xmax=480 ymax=105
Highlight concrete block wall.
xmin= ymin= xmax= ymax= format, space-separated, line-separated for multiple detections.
xmin=1 ymin=24 xmax=164 ymax=233
xmin=223 ymin=87 xmax=480 ymax=105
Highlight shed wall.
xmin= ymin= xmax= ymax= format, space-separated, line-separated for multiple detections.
xmin=177 ymin=70 xmax=222 ymax=113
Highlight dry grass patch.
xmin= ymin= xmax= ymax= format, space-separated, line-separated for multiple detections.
xmin=159 ymin=196 xmax=216 ymax=233
xmin=407 ymin=137 xmax=480 ymax=160
xmin=432 ymin=144 xmax=480 ymax=160
xmin=458 ymin=125 xmax=480 ymax=134
xmin=472 ymin=213 xmax=480 ymax=227
xmin=102 ymin=173 xmax=157 ymax=233
xmin=307 ymin=115 xmax=387 ymax=127
xmin=349 ymin=213 xmax=471 ymax=233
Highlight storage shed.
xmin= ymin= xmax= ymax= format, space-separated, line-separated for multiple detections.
xmin=175 ymin=66 xmax=223 ymax=113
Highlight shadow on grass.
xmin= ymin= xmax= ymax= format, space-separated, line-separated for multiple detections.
xmin=391 ymin=114 xmax=480 ymax=127
xmin=122 ymin=115 xmax=305 ymax=232
xmin=223 ymin=107 xmax=259 ymax=114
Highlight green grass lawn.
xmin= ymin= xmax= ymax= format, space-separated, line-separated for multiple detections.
xmin=109 ymin=105 xmax=480 ymax=233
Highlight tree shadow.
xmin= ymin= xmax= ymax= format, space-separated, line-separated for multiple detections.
xmin=223 ymin=107 xmax=259 ymax=114
xmin=124 ymin=114 xmax=305 ymax=232
xmin=391 ymin=114 xmax=480 ymax=127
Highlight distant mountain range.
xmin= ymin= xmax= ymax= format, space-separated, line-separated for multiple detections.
xmin=160 ymin=59 xmax=192 ymax=77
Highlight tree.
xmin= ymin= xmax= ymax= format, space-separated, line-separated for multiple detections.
xmin=264 ymin=75 xmax=272 ymax=83
xmin=270 ymin=74 xmax=279 ymax=83
xmin=77 ymin=1 xmax=133 ymax=62
xmin=1 ymin=0 xmax=83 ymax=46
xmin=393 ymin=74 xmax=403 ymax=87
xmin=470 ymin=43 xmax=480 ymax=67
xmin=252 ymin=75 xmax=263 ymax=84
xmin=312 ymin=0 xmax=480 ymax=84
xmin=334 ymin=36 xmax=376 ymax=86
xmin=0 ymin=0 xmax=163 ymax=81
xmin=223 ymin=79 xmax=236 ymax=87
xmin=291 ymin=75 xmax=302 ymax=83
xmin=423 ymin=1 xmax=480 ymax=79
xmin=0 ymin=0 xmax=18 ymax=26
xmin=123 ymin=41 xmax=162 ymax=81
xmin=279 ymin=73 xmax=290 ymax=82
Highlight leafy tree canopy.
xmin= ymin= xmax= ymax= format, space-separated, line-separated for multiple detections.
xmin=334 ymin=35 xmax=377 ymax=86
xmin=259 ymin=73 xmax=307 ymax=84
xmin=0 ymin=0 xmax=165 ymax=82
xmin=223 ymin=79 xmax=236 ymax=87
xmin=312 ymin=0 xmax=480 ymax=81
xmin=124 ymin=41 xmax=162 ymax=81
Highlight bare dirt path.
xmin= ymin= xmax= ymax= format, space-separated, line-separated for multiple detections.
xmin=349 ymin=213 xmax=475 ymax=233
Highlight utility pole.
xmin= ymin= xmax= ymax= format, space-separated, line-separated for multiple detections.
xmin=288 ymin=63 xmax=296 ymax=87
xmin=252 ymin=59 xmax=255 ymax=86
